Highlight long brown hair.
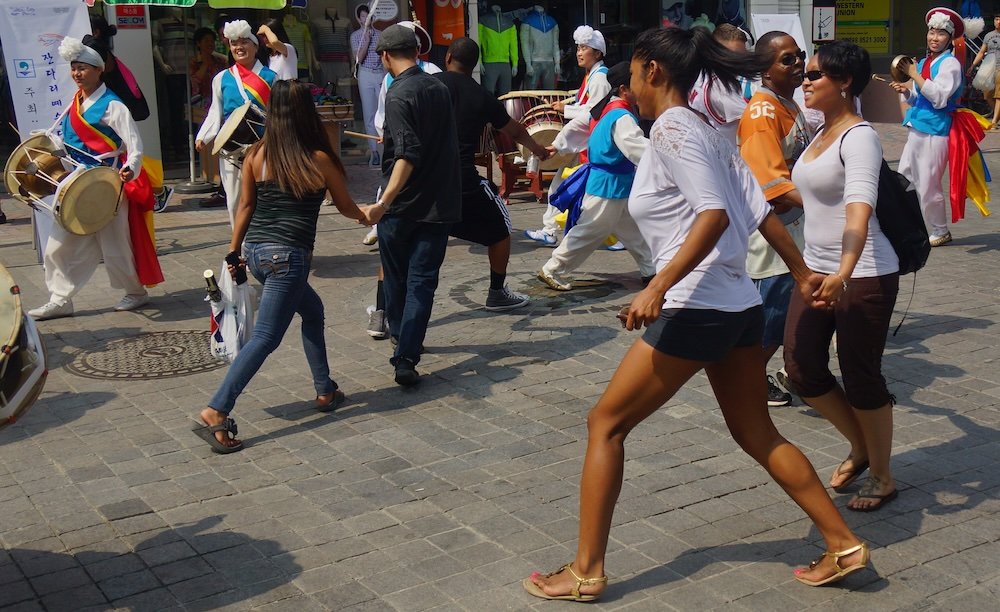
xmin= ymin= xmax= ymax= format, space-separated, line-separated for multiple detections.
xmin=249 ymin=80 xmax=344 ymax=199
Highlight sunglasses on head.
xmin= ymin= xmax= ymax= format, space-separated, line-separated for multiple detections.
xmin=804 ymin=70 xmax=827 ymax=81
xmin=779 ymin=50 xmax=807 ymax=66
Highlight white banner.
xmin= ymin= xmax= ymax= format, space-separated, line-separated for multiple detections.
xmin=0 ymin=0 xmax=91 ymax=139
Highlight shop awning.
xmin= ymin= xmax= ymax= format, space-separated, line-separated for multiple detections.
xmin=102 ymin=0 xmax=291 ymax=8
xmin=207 ymin=0 xmax=287 ymax=8
xmin=103 ymin=0 xmax=198 ymax=6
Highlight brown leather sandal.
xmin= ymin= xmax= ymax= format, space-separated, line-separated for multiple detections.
xmin=522 ymin=563 xmax=608 ymax=602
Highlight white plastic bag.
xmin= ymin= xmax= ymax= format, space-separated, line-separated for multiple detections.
xmin=209 ymin=261 xmax=257 ymax=363
xmin=973 ymin=54 xmax=997 ymax=93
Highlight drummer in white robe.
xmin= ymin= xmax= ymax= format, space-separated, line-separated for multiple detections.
xmin=524 ymin=26 xmax=612 ymax=248
xmin=195 ymin=20 xmax=277 ymax=227
xmin=29 ymin=37 xmax=148 ymax=321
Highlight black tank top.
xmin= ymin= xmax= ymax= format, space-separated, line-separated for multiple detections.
xmin=244 ymin=162 xmax=326 ymax=250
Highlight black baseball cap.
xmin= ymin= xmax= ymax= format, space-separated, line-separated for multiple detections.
xmin=376 ymin=24 xmax=418 ymax=53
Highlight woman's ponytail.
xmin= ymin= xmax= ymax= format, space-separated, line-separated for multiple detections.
xmin=634 ymin=26 xmax=770 ymax=97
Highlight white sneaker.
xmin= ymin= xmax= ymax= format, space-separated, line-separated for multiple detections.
xmin=362 ymin=225 xmax=378 ymax=246
xmin=28 ymin=301 xmax=73 ymax=321
xmin=524 ymin=229 xmax=557 ymax=247
xmin=114 ymin=293 xmax=149 ymax=312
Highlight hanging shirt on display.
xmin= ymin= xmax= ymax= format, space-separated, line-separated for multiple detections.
xmin=432 ymin=0 xmax=466 ymax=47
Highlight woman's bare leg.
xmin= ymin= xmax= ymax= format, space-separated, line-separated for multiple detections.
xmin=801 ymin=387 xmax=869 ymax=488
xmin=528 ymin=338 xmax=704 ymax=598
xmin=848 ymin=404 xmax=895 ymax=510
xmin=705 ymin=345 xmax=864 ymax=581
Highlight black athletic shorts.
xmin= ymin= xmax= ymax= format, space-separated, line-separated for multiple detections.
xmin=450 ymin=178 xmax=512 ymax=247
xmin=641 ymin=306 xmax=764 ymax=362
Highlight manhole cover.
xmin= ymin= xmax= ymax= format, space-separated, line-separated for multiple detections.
xmin=66 ymin=331 xmax=227 ymax=380
xmin=451 ymin=274 xmax=626 ymax=313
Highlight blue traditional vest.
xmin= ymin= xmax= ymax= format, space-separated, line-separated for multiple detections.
xmin=904 ymin=52 xmax=961 ymax=137
xmin=585 ymin=104 xmax=638 ymax=200
xmin=62 ymin=87 xmax=121 ymax=168
xmin=219 ymin=62 xmax=277 ymax=119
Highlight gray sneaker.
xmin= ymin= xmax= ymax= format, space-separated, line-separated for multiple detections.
xmin=366 ymin=308 xmax=388 ymax=339
xmin=485 ymin=285 xmax=529 ymax=311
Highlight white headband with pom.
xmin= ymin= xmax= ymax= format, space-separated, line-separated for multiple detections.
xmin=223 ymin=20 xmax=258 ymax=46
xmin=927 ymin=12 xmax=955 ymax=34
xmin=573 ymin=25 xmax=606 ymax=55
xmin=58 ymin=37 xmax=104 ymax=69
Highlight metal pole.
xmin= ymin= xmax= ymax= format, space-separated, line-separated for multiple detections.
xmin=174 ymin=6 xmax=217 ymax=195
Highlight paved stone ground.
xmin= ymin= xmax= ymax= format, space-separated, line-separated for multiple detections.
xmin=1 ymin=123 xmax=999 ymax=611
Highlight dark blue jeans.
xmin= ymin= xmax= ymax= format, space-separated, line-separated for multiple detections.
xmin=377 ymin=216 xmax=450 ymax=366
xmin=209 ymin=242 xmax=335 ymax=414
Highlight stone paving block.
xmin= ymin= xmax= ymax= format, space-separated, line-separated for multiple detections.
xmin=312 ymin=581 xmax=379 ymax=610
xmin=27 ymin=564 xmax=93 ymax=597
xmin=167 ymin=572 xmax=235 ymax=603
xmin=151 ymin=556 xmax=214 ymax=585
xmin=136 ymin=539 xmax=198 ymax=568
xmin=111 ymin=587 xmax=183 ymax=611
xmin=97 ymin=499 xmax=154 ymax=521
xmin=0 ymin=579 xmax=36 ymax=608
xmin=97 ymin=567 xmax=163 ymax=601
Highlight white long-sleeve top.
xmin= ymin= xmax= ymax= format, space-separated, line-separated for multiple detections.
xmin=551 ymin=107 xmax=647 ymax=165
xmin=374 ymin=60 xmax=442 ymax=137
xmin=75 ymin=84 xmax=143 ymax=177
xmin=901 ymin=54 xmax=962 ymax=110
xmin=563 ymin=62 xmax=611 ymax=122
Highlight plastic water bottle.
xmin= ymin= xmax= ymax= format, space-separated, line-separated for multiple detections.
xmin=526 ymin=155 xmax=540 ymax=178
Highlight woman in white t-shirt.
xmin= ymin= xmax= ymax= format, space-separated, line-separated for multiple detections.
xmin=258 ymin=18 xmax=299 ymax=81
xmin=523 ymin=28 xmax=869 ymax=603
xmin=786 ymin=41 xmax=900 ymax=514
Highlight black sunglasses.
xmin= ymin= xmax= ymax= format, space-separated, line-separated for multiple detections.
xmin=804 ymin=70 xmax=828 ymax=81
xmin=779 ymin=50 xmax=807 ymax=66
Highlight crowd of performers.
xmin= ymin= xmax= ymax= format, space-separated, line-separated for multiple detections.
xmin=17 ymin=6 xmax=997 ymax=603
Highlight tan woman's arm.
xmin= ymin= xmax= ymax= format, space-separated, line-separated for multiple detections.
xmin=316 ymin=151 xmax=376 ymax=224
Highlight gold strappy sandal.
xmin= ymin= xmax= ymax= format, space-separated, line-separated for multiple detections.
xmin=522 ymin=563 xmax=608 ymax=602
xmin=794 ymin=542 xmax=870 ymax=586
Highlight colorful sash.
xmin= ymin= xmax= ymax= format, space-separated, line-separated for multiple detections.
xmin=67 ymin=89 xmax=163 ymax=287
xmin=233 ymin=62 xmax=271 ymax=108
xmin=575 ymin=63 xmax=607 ymax=105
xmin=948 ymin=108 xmax=992 ymax=222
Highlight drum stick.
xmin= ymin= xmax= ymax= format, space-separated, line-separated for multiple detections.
xmin=344 ymin=130 xmax=381 ymax=141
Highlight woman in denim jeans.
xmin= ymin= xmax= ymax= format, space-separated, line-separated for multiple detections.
xmin=194 ymin=80 xmax=382 ymax=453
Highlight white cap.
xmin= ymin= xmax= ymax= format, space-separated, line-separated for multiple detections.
xmin=58 ymin=37 xmax=104 ymax=69
xmin=573 ymin=25 xmax=606 ymax=55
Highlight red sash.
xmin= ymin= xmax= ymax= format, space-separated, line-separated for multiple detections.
xmin=234 ymin=63 xmax=270 ymax=107
xmin=70 ymin=91 xmax=163 ymax=286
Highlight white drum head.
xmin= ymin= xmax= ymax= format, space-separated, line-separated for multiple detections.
xmin=55 ymin=166 xmax=122 ymax=236
xmin=212 ymin=102 xmax=253 ymax=156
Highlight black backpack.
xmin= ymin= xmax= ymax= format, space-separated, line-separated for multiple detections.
xmin=839 ymin=125 xmax=930 ymax=275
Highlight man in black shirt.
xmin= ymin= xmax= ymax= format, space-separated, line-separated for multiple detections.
xmin=435 ymin=38 xmax=551 ymax=312
xmin=372 ymin=24 xmax=461 ymax=386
